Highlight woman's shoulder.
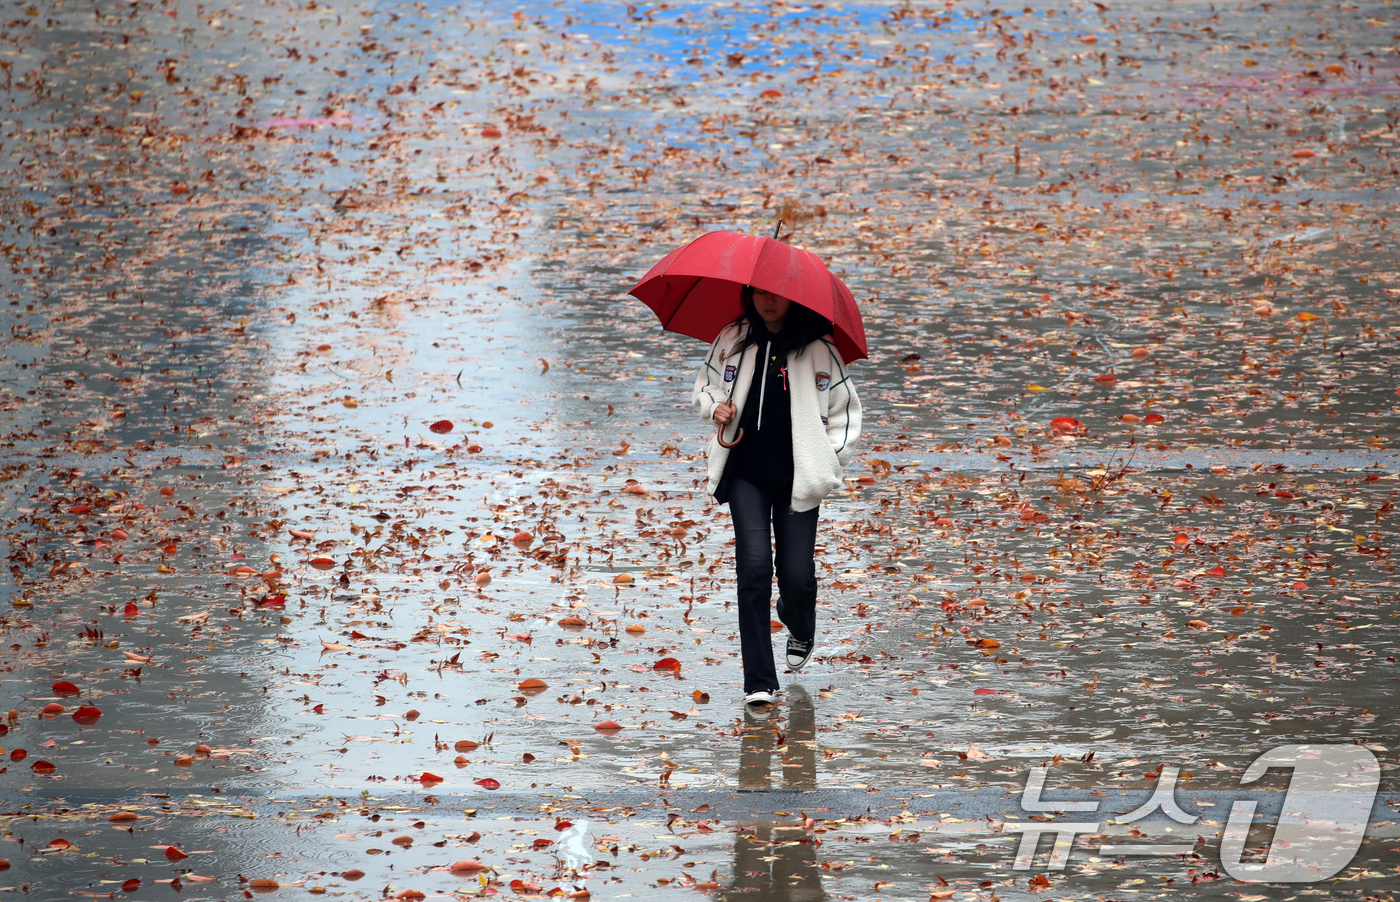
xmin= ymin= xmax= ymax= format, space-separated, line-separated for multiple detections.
xmin=803 ymin=333 xmax=841 ymax=360
xmin=715 ymin=318 xmax=749 ymax=347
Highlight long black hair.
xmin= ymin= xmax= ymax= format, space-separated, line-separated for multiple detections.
xmin=731 ymin=285 xmax=833 ymax=363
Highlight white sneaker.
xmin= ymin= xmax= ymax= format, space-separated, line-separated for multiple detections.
xmin=743 ymin=690 xmax=777 ymax=709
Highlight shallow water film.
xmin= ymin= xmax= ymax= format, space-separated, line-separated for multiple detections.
xmin=2 ymin=0 xmax=1399 ymax=900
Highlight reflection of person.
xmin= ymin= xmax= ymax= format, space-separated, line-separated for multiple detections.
xmin=730 ymin=685 xmax=825 ymax=900
xmin=694 ymin=287 xmax=861 ymax=711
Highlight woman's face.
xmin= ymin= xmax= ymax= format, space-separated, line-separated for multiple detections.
xmin=752 ymin=287 xmax=792 ymax=330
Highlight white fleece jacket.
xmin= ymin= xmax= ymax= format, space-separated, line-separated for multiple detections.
xmin=693 ymin=320 xmax=861 ymax=513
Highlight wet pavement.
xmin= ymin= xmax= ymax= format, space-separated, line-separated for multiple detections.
xmin=2 ymin=0 xmax=1400 ymax=899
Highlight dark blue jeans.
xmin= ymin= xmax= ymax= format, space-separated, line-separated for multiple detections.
xmin=729 ymin=476 xmax=819 ymax=694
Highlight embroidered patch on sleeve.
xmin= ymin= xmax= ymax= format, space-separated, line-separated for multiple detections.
xmin=814 ymin=372 xmax=831 ymax=391
xmin=724 ymin=364 xmax=737 ymax=383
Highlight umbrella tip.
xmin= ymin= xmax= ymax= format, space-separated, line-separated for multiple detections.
xmin=772 ymin=217 xmax=783 ymax=240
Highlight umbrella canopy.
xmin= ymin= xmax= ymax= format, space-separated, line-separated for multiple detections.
xmin=629 ymin=230 xmax=868 ymax=364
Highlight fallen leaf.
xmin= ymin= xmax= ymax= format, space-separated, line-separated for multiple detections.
xmin=449 ymin=860 xmax=488 ymax=873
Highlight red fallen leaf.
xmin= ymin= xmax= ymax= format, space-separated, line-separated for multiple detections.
xmin=760 ymin=89 xmax=782 ymax=98
xmin=481 ymin=126 xmax=502 ymax=138
xmin=46 ymin=838 xmax=72 ymax=849
xmin=519 ymin=677 xmax=548 ymax=690
xmin=396 ymin=890 xmax=426 ymax=901
xmin=247 ymin=878 xmax=280 ymax=889
xmin=1291 ymin=147 xmax=1316 ymax=159
xmin=1274 ymin=490 xmax=1297 ymax=499
xmin=449 ymin=860 xmax=487 ymax=873
xmin=419 ymin=772 xmax=444 ymax=785
xmin=973 ymin=638 xmax=1001 ymax=648
xmin=1291 ymin=581 xmax=1307 ymax=590
xmin=1144 ymin=413 xmax=1165 ymax=425
xmin=121 ymin=879 xmax=141 ymax=892
xmin=41 ymin=703 xmax=64 ymax=715
xmin=349 ymin=630 xmax=369 ymax=639
xmin=1049 ymin=416 xmax=1081 ymax=435
xmin=554 ymin=820 xmax=574 ymax=831
xmin=510 ymin=880 xmax=544 ymax=893
xmin=163 ymin=846 xmax=188 ymax=861
xmin=228 ymin=564 xmax=259 ymax=576
xmin=288 ymin=528 xmax=316 ymax=540
xmin=1093 ymin=373 xmax=1117 ymax=384
xmin=31 ymin=760 xmax=56 ymax=774
xmin=429 ymin=419 xmax=453 ymax=434
xmin=558 ymin=615 xmax=587 ymax=627
xmin=123 ymin=603 xmax=139 ymax=617
xmin=341 ymin=869 xmax=365 ymax=880
xmin=255 ymin=594 xmax=286 ymax=606
xmin=1173 ymin=533 xmax=1191 ymax=546
xmin=309 ymin=557 xmax=336 ymax=570
xmin=161 ymin=543 xmax=178 ymax=554
xmin=10 ymin=749 xmax=26 ymax=761
xmin=1186 ymin=620 xmax=1210 ymax=629
xmin=68 ymin=503 xmax=91 ymax=514
xmin=594 ymin=720 xmax=623 ymax=732
xmin=653 ymin=657 xmax=681 ymax=671
xmin=1206 ymin=566 xmax=1227 ymax=577
xmin=622 ymin=484 xmax=647 ymax=495
xmin=511 ymin=530 xmax=534 ymax=545
xmin=52 ymin=680 xmax=80 ymax=696
xmin=110 ymin=811 xmax=139 ymax=822
xmin=455 ymin=739 xmax=480 ymax=751
xmin=973 ymin=688 xmax=1001 ymax=695
xmin=474 ymin=777 xmax=501 ymax=790
xmin=73 ymin=706 xmax=102 ymax=724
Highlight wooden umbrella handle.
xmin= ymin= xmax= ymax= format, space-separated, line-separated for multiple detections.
xmin=717 ymin=423 xmax=744 ymax=448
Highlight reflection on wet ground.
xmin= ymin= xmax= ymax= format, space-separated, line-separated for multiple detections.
xmin=2 ymin=0 xmax=1399 ymax=898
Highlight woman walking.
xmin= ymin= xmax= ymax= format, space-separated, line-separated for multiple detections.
xmin=693 ymin=285 xmax=861 ymax=712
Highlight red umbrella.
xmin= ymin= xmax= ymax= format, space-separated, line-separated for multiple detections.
xmin=629 ymin=230 xmax=868 ymax=365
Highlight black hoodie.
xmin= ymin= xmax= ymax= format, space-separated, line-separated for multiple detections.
xmin=716 ymin=328 xmax=794 ymax=502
